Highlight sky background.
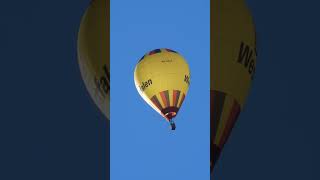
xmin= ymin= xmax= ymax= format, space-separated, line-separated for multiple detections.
xmin=0 ymin=0 xmax=320 ymax=180
xmin=110 ymin=0 xmax=210 ymax=179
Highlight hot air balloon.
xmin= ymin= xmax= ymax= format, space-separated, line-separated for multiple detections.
xmin=134 ymin=49 xmax=190 ymax=130
xmin=211 ymin=0 xmax=257 ymax=171
xmin=78 ymin=0 xmax=110 ymax=120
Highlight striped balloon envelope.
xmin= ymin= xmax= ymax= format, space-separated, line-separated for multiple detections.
xmin=134 ymin=49 xmax=190 ymax=130
xmin=211 ymin=0 xmax=257 ymax=172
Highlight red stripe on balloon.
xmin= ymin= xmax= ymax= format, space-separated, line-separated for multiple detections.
xmin=218 ymin=100 xmax=240 ymax=148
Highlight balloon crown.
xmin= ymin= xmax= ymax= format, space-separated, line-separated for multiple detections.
xmin=138 ymin=48 xmax=179 ymax=62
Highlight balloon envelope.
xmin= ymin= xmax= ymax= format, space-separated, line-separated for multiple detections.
xmin=211 ymin=0 xmax=257 ymax=171
xmin=134 ymin=49 xmax=190 ymax=130
xmin=78 ymin=0 xmax=110 ymax=120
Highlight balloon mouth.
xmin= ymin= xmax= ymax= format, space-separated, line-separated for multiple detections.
xmin=165 ymin=112 xmax=176 ymax=119
xmin=161 ymin=106 xmax=179 ymax=120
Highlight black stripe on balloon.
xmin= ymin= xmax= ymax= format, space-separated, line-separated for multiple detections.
xmin=151 ymin=95 xmax=163 ymax=111
xmin=211 ymin=90 xmax=226 ymax=143
xmin=211 ymin=143 xmax=221 ymax=172
xmin=165 ymin=48 xmax=178 ymax=54
xmin=138 ymin=55 xmax=145 ymax=62
xmin=149 ymin=49 xmax=161 ymax=55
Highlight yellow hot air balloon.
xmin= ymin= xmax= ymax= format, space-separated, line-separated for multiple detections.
xmin=78 ymin=0 xmax=110 ymax=120
xmin=211 ymin=0 xmax=257 ymax=171
xmin=134 ymin=49 xmax=191 ymax=130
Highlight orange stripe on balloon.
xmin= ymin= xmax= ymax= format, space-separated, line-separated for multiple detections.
xmin=178 ymin=93 xmax=185 ymax=108
xmin=173 ymin=90 xmax=180 ymax=107
xmin=172 ymin=90 xmax=177 ymax=107
xmin=160 ymin=91 xmax=169 ymax=108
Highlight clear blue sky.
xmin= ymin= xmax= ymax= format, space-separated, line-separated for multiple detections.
xmin=110 ymin=0 xmax=210 ymax=179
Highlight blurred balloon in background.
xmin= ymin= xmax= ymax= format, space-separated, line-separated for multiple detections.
xmin=211 ymin=0 xmax=257 ymax=172
xmin=78 ymin=0 xmax=110 ymax=120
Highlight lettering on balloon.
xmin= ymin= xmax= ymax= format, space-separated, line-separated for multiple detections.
xmin=140 ymin=79 xmax=152 ymax=92
xmin=161 ymin=59 xmax=173 ymax=63
xmin=184 ymin=75 xmax=190 ymax=85
xmin=237 ymin=42 xmax=256 ymax=80
xmin=95 ymin=64 xmax=110 ymax=97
